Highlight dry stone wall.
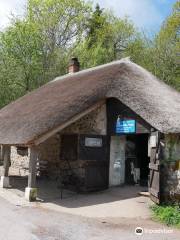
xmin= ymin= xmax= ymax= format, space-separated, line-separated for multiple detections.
xmin=0 ymin=146 xmax=30 ymax=176
xmin=162 ymin=134 xmax=180 ymax=203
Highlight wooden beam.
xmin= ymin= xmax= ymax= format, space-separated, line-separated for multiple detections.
xmin=0 ymin=145 xmax=3 ymax=165
xmin=34 ymin=100 xmax=106 ymax=145
xmin=28 ymin=146 xmax=38 ymax=188
xmin=2 ymin=146 xmax=11 ymax=177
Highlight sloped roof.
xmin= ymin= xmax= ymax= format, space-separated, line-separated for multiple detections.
xmin=0 ymin=58 xmax=179 ymax=145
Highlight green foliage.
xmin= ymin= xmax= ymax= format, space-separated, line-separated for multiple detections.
xmin=86 ymin=4 xmax=107 ymax=48
xmin=0 ymin=0 xmax=179 ymax=108
xmin=143 ymin=1 xmax=180 ymax=90
xmin=0 ymin=0 xmax=91 ymax=107
xmin=1 ymin=20 xmax=43 ymax=91
xmin=74 ymin=6 xmax=137 ymax=68
xmin=151 ymin=204 xmax=180 ymax=228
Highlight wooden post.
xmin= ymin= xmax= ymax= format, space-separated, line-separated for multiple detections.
xmin=0 ymin=145 xmax=11 ymax=188
xmin=25 ymin=146 xmax=38 ymax=201
xmin=28 ymin=146 xmax=38 ymax=188
xmin=0 ymin=145 xmax=2 ymax=165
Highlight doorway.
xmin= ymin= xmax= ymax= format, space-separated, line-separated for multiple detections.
xmin=125 ymin=134 xmax=149 ymax=186
xmin=109 ymin=134 xmax=149 ymax=188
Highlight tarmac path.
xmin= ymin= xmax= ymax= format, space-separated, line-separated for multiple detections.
xmin=0 ymin=196 xmax=179 ymax=240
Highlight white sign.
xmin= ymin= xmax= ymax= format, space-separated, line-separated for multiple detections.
xmin=85 ymin=137 xmax=102 ymax=147
xmin=150 ymin=135 xmax=157 ymax=148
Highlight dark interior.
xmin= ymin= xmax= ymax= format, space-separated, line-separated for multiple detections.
xmin=125 ymin=134 xmax=149 ymax=186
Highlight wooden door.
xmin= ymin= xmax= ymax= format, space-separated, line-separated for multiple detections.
xmin=85 ymin=161 xmax=109 ymax=191
xmin=149 ymin=131 xmax=162 ymax=204
xmin=79 ymin=135 xmax=109 ymax=191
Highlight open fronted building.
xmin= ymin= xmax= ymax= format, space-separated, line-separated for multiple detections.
xmin=0 ymin=58 xmax=179 ymax=203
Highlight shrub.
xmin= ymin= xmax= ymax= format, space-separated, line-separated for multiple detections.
xmin=151 ymin=205 xmax=180 ymax=228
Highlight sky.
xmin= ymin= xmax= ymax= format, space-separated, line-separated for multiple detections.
xmin=0 ymin=0 xmax=177 ymax=32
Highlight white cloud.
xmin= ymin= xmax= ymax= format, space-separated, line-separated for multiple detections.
xmin=94 ymin=0 xmax=164 ymax=31
xmin=0 ymin=0 xmax=169 ymax=31
xmin=0 ymin=0 xmax=26 ymax=29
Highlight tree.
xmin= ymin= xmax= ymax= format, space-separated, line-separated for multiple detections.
xmin=153 ymin=1 xmax=180 ymax=89
xmin=137 ymin=1 xmax=180 ymax=90
xmin=0 ymin=0 xmax=179 ymax=109
xmin=86 ymin=4 xmax=106 ymax=48
xmin=74 ymin=5 xmax=138 ymax=68
xmin=0 ymin=0 xmax=91 ymax=107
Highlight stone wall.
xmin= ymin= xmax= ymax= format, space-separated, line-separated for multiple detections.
xmin=161 ymin=134 xmax=180 ymax=203
xmin=62 ymin=104 xmax=106 ymax=135
xmin=7 ymin=104 xmax=106 ymax=178
xmin=38 ymin=134 xmax=60 ymax=178
xmin=37 ymin=104 xmax=107 ymax=181
xmin=0 ymin=146 xmax=30 ymax=176
xmin=8 ymin=104 xmax=106 ymax=180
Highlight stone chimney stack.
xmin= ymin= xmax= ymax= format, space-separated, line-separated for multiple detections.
xmin=68 ymin=57 xmax=80 ymax=73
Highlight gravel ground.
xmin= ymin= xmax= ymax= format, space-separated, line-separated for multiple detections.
xmin=0 ymin=196 xmax=179 ymax=240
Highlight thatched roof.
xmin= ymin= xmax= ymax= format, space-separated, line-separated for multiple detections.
xmin=0 ymin=58 xmax=179 ymax=145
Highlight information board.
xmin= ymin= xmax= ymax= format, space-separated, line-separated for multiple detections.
xmin=85 ymin=137 xmax=103 ymax=147
xmin=116 ymin=119 xmax=136 ymax=134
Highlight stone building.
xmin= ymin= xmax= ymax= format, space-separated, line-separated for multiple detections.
xmin=0 ymin=57 xmax=179 ymax=203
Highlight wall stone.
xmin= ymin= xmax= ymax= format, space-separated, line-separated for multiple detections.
xmin=11 ymin=147 xmax=30 ymax=169
xmin=6 ymin=104 xmax=106 ymax=178
xmin=162 ymin=134 xmax=180 ymax=203
xmin=0 ymin=146 xmax=30 ymax=176
xmin=38 ymin=134 xmax=60 ymax=177
xmin=40 ymin=104 xmax=106 ymax=178
xmin=164 ymin=134 xmax=180 ymax=161
xmin=62 ymin=104 xmax=106 ymax=135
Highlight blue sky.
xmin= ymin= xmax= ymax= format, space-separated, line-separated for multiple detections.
xmin=94 ymin=0 xmax=177 ymax=32
xmin=0 ymin=0 xmax=177 ymax=32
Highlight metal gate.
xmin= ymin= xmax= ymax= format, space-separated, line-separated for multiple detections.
xmin=149 ymin=131 xmax=163 ymax=204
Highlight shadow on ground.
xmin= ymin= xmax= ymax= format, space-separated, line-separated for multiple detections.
xmin=9 ymin=176 xmax=148 ymax=207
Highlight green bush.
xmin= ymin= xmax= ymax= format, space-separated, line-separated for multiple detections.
xmin=151 ymin=205 xmax=180 ymax=228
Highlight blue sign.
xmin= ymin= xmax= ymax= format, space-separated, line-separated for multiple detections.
xmin=116 ymin=119 xmax=136 ymax=134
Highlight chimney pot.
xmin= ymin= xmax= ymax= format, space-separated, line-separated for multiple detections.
xmin=68 ymin=57 xmax=80 ymax=73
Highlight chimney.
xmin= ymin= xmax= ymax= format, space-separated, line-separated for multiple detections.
xmin=68 ymin=57 xmax=80 ymax=73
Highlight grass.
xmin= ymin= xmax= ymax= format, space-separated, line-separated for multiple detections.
xmin=151 ymin=204 xmax=180 ymax=228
